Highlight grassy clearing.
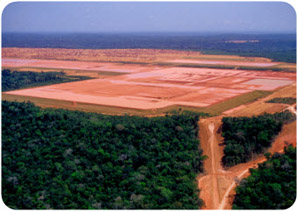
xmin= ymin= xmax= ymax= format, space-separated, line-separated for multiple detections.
xmin=223 ymin=85 xmax=296 ymax=117
xmin=2 ymin=90 xmax=271 ymax=117
xmin=158 ymin=90 xmax=272 ymax=116
xmin=204 ymin=90 xmax=272 ymax=114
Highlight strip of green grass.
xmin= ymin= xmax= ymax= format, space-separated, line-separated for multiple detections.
xmin=155 ymin=90 xmax=272 ymax=116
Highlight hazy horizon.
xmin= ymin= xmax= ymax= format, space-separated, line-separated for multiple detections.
xmin=2 ymin=31 xmax=296 ymax=35
xmin=2 ymin=2 xmax=296 ymax=34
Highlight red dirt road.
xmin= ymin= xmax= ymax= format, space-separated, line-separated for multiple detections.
xmin=197 ymin=108 xmax=296 ymax=209
xmin=198 ymin=117 xmax=224 ymax=209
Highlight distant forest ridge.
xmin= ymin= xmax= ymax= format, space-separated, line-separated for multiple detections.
xmin=2 ymin=32 xmax=296 ymax=63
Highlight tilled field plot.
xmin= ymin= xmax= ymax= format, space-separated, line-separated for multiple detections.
xmin=4 ymin=62 xmax=295 ymax=110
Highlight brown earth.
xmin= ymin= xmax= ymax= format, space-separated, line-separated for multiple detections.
xmin=2 ymin=48 xmax=203 ymax=63
xmin=223 ymin=83 xmax=296 ymax=117
xmin=3 ymin=47 xmax=295 ymax=71
xmin=197 ymin=116 xmax=225 ymax=209
xmin=3 ymin=58 xmax=295 ymax=111
xmin=1 ymin=47 xmax=277 ymax=63
xmin=197 ymin=105 xmax=296 ymax=209
xmin=3 ymin=48 xmax=295 ymax=112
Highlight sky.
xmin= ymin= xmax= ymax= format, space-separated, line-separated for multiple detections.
xmin=2 ymin=1 xmax=296 ymax=33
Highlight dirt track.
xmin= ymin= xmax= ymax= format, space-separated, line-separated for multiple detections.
xmin=197 ymin=107 xmax=296 ymax=209
xmin=198 ymin=117 xmax=223 ymax=209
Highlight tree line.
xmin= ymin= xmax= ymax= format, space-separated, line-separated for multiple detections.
xmin=266 ymin=97 xmax=296 ymax=105
xmin=221 ymin=111 xmax=295 ymax=167
xmin=233 ymin=145 xmax=296 ymax=209
xmin=2 ymin=69 xmax=92 ymax=91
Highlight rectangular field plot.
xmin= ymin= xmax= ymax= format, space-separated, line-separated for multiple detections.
xmin=242 ymin=79 xmax=294 ymax=90
xmin=4 ymin=64 xmax=295 ymax=110
xmin=4 ymin=79 xmax=248 ymax=109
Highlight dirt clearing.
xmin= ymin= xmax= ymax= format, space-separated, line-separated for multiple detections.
xmin=198 ymin=114 xmax=296 ymax=209
xmin=4 ymin=66 xmax=295 ymax=111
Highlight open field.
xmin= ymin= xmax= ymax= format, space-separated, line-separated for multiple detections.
xmin=3 ymin=47 xmax=295 ymax=71
xmin=223 ymin=83 xmax=296 ymax=117
xmin=2 ymin=90 xmax=271 ymax=116
xmin=3 ymin=67 xmax=294 ymax=113
xmin=2 ymin=48 xmax=296 ymax=115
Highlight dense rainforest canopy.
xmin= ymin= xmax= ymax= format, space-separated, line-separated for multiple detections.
xmin=221 ymin=111 xmax=295 ymax=167
xmin=233 ymin=145 xmax=296 ymax=209
xmin=2 ymin=101 xmax=205 ymax=209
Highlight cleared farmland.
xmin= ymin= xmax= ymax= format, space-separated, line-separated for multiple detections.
xmin=2 ymin=48 xmax=296 ymax=115
xmin=2 ymin=48 xmax=296 ymax=210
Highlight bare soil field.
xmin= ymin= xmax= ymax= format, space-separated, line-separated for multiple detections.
xmin=223 ymin=83 xmax=296 ymax=117
xmin=3 ymin=48 xmax=295 ymax=112
xmin=4 ymin=64 xmax=295 ymax=111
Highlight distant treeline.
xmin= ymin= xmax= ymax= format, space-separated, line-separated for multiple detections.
xmin=221 ymin=111 xmax=296 ymax=167
xmin=2 ymin=101 xmax=205 ymax=209
xmin=266 ymin=97 xmax=296 ymax=105
xmin=2 ymin=33 xmax=296 ymax=63
xmin=233 ymin=145 xmax=296 ymax=209
xmin=2 ymin=69 xmax=92 ymax=91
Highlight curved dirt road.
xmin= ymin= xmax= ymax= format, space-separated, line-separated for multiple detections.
xmin=197 ymin=113 xmax=296 ymax=209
